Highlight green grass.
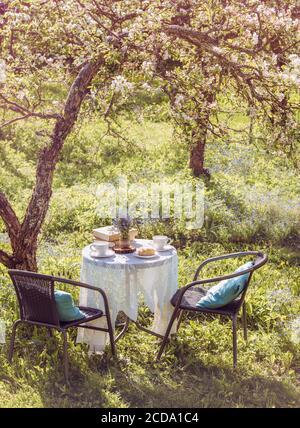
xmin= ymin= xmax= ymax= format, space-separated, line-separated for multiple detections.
xmin=0 ymin=241 xmax=299 ymax=408
xmin=0 ymin=117 xmax=300 ymax=407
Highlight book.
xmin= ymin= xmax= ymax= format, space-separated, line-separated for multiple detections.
xmin=92 ymin=239 xmax=116 ymax=248
xmin=92 ymin=226 xmax=138 ymax=242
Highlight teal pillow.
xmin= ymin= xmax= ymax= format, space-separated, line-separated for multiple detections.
xmin=196 ymin=261 xmax=253 ymax=309
xmin=54 ymin=290 xmax=86 ymax=322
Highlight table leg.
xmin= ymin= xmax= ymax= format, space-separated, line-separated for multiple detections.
xmin=134 ymin=320 xmax=164 ymax=339
xmin=114 ymin=316 xmax=130 ymax=343
xmin=114 ymin=312 xmax=174 ymax=342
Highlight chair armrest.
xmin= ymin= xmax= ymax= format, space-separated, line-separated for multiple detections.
xmin=193 ymin=251 xmax=265 ymax=281
xmin=179 ymin=267 xmax=253 ymax=300
xmin=174 ymin=252 xmax=267 ymax=310
xmin=7 ymin=269 xmax=113 ymax=319
xmin=52 ymin=276 xmax=110 ymax=315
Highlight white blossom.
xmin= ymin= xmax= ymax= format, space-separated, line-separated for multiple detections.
xmin=85 ymin=16 xmax=96 ymax=26
xmin=181 ymin=113 xmax=192 ymax=121
xmin=289 ymin=54 xmax=300 ymax=69
xmin=174 ymin=94 xmax=184 ymax=106
xmin=141 ymin=82 xmax=151 ymax=91
xmin=212 ymin=46 xmax=224 ymax=55
xmin=111 ymin=75 xmax=133 ymax=93
xmin=142 ymin=61 xmax=154 ymax=73
xmin=162 ymin=51 xmax=170 ymax=60
xmin=22 ymin=14 xmax=31 ymax=22
xmin=252 ymin=33 xmax=259 ymax=45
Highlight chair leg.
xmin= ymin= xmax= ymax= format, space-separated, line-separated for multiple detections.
xmin=232 ymin=314 xmax=238 ymax=369
xmin=176 ymin=310 xmax=184 ymax=332
xmin=62 ymin=331 xmax=69 ymax=382
xmin=242 ymin=302 xmax=247 ymax=341
xmin=8 ymin=320 xmax=22 ymax=363
xmin=156 ymin=308 xmax=180 ymax=361
xmin=108 ymin=323 xmax=117 ymax=358
xmin=115 ymin=316 xmax=130 ymax=344
xmin=105 ymin=315 xmax=117 ymax=358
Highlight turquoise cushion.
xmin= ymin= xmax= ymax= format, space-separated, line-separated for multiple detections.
xmin=54 ymin=290 xmax=86 ymax=322
xmin=196 ymin=261 xmax=253 ymax=309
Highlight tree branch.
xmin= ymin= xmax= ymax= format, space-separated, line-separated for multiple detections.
xmin=164 ymin=24 xmax=218 ymax=45
xmin=104 ymin=91 xmax=116 ymax=119
xmin=0 ymin=93 xmax=61 ymax=128
xmin=163 ymin=24 xmax=269 ymax=105
xmin=0 ymin=192 xmax=21 ymax=248
xmin=0 ymin=115 xmax=32 ymax=129
xmin=19 ymin=57 xmax=105 ymax=249
xmin=0 ymin=248 xmax=14 ymax=268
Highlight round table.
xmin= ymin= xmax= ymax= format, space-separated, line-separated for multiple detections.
xmin=76 ymin=239 xmax=178 ymax=353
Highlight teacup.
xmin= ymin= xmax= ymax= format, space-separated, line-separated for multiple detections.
xmin=90 ymin=241 xmax=109 ymax=257
xmin=153 ymin=235 xmax=171 ymax=251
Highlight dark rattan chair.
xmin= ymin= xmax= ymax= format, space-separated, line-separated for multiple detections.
xmin=157 ymin=251 xmax=268 ymax=367
xmin=8 ymin=270 xmax=116 ymax=381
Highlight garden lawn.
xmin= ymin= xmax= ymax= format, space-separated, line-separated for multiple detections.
xmin=0 ymin=241 xmax=299 ymax=408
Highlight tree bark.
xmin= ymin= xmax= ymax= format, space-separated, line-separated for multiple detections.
xmin=0 ymin=58 xmax=104 ymax=271
xmin=189 ymin=128 xmax=210 ymax=178
xmin=190 ymin=143 xmax=205 ymax=177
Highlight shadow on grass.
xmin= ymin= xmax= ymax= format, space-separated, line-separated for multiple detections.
xmin=2 ymin=322 xmax=300 ymax=408
xmin=35 ymin=357 xmax=300 ymax=408
xmin=8 ymin=335 xmax=298 ymax=408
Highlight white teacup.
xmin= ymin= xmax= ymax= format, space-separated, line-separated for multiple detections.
xmin=90 ymin=241 xmax=109 ymax=257
xmin=153 ymin=235 xmax=171 ymax=251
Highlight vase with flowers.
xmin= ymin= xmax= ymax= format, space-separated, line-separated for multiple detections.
xmin=113 ymin=216 xmax=134 ymax=252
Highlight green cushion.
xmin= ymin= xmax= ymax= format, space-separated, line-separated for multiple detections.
xmin=54 ymin=290 xmax=85 ymax=322
xmin=196 ymin=261 xmax=253 ymax=309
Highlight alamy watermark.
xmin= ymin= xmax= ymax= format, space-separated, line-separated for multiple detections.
xmin=0 ymin=320 xmax=5 ymax=344
xmin=95 ymin=176 xmax=204 ymax=229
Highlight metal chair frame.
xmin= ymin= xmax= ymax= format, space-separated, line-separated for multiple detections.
xmin=156 ymin=251 xmax=268 ymax=367
xmin=8 ymin=270 xmax=116 ymax=382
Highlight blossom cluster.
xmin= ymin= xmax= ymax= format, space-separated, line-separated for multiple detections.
xmin=111 ymin=76 xmax=134 ymax=94
xmin=0 ymin=0 xmax=298 ymax=150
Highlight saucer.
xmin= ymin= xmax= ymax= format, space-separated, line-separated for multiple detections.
xmin=153 ymin=244 xmax=173 ymax=252
xmin=90 ymin=249 xmax=115 ymax=258
xmin=134 ymin=252 xmax=158 ymax=259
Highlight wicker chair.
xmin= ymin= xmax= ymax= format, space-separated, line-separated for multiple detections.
xmin=157 ymin=251 xmax=268 ymax=367
xmin=8 ymin=270 xmax=116 ymax=381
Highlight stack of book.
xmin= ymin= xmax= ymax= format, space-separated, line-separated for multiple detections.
xmin=92 ymin=226 xmax=138 ymax=248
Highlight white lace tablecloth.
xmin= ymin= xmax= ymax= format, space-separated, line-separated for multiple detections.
xmin=76 ymin=239 xmax=178 ymax=353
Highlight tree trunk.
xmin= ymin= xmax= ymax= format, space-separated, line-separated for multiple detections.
xmin=0 ymin=58 xmax=103 ymax=271
xmin=189 ymin=139 xmax=206 ymax=177
xmin=189 ymin=128 xmax=210 ymax=178
xmin=13 ymin=248 xmax=38 ymax=271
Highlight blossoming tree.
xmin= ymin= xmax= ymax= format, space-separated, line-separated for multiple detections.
xmin=0 ymin=0 xmax=299 ymax=270
xmin=138 ymin=0 xmax=300 ymax=176
xmin=0 ymin=0 xmax=139 ymax=269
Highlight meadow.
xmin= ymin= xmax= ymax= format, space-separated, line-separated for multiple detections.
xmin=0 ymin=117 xmax=300 ymax=408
